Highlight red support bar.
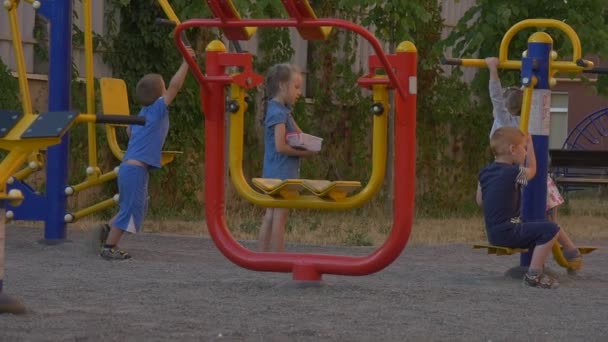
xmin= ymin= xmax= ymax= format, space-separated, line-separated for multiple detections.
xmin=174 ymin=18 xmax=408 ymax=101
xmin=174 ymin=18 xmax=416 ymax=281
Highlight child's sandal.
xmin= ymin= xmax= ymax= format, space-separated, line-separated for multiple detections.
xmin=523 ymin=272 xmax=560 ymax=289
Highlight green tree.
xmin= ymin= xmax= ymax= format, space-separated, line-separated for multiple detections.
xmin=442 ymin=0 xmax=608 ymax=94
xmin=0 ymin=59 xmax=20 ymax=111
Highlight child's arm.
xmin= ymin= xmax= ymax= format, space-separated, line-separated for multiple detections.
xmin=164 ymin=47 xmax=195 ymax=106
xmin=485 ymin=57 xmax=512 ymax=124
xmin=524 ymin=134 xmax=537 ymax=180
xmin=292 ymin=119 xmax=304 ymax=133
xmin=274 ymin=124 xmax=316 ymax=156
xmin=476 ymin=183 xmax=483 ymax=207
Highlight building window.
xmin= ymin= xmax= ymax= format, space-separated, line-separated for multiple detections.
xmin=549 ymin=92 xmax=568 ymax=149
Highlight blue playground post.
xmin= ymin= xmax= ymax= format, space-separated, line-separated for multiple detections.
xmin=519 ymin=32 xmax=553 ymax=267
xmin=38 ymin=0 xmax=73 ymax=241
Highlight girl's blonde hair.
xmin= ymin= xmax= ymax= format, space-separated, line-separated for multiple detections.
xmin=265 ymin=63 xmax=301 ymax=99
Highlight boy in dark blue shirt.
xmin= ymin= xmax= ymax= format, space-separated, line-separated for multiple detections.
xmin=477 ymin=127 xmax=582 ymax=289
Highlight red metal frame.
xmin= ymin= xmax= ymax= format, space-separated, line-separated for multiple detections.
xmin=174 ymin=17 xmax=416 ymax=281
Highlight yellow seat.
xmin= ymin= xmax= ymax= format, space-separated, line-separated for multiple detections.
xmin=473 ymin=244 xmax=597 ymax=256
xmin=252 ymin=178 xmax=304 ymax=200
xmin=282 ymin=0 xmax=332 ymax=40
xmin=302 ymin=179 xmax=361 ymax=201
xmin=99 ymin=77 xmax=181 ymax=166
xmin=207 ymin=0 xmax=257 ymax=40
xmin=472 ymin=244 xmax=527 ymax=256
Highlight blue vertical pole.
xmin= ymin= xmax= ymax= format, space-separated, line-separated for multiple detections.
xmin=520 ymin=32 xmax=553 ymax=267
xmin=39 ymin=0 xmax=72 ymax=241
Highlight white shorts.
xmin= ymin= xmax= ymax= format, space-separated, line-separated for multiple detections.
xmin=547 ymin=176 xmax=564 ymax=210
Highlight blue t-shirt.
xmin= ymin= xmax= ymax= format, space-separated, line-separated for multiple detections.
xmin=123 ymin=97 xmax=169 ymax=169
xmin=478 ymin=162 xmax=528 ymax=228
xmin=262 ymin=99 xmax=299 ymax=179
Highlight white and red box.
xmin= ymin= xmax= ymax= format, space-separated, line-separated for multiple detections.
xmin=286 ymin=132 xmax=323 ymax=152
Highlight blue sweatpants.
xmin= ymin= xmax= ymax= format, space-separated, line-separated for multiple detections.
xmin=112 ymin=163 xmax=149 ymax=233
xmin=488 ymin=221 xmax=559 ymax=248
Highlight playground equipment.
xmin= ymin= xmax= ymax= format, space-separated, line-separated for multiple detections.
xmin=172 ymin=0 xmax=416 ymax=281
xmin=3 ymin=0 xmax=184 ymax=234
xmin=443 ymin=19 xmax=599 ymax=271
xmin=0 ymin=0 xmax=147 ymax=314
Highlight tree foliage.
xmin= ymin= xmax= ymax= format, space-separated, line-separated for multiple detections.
xmin=443 ymin=0 xmax=608 ymax=94
xmin=94 ymin=0 xmax=488 ymax=217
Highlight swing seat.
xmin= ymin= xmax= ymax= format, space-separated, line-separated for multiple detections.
xmin=252 ymin=178 xmax=362 ymax=201
xmin=473 ymin=244 xmax=597 ymax=256
xmin=302 ymin=179 xmax=361 ymax=201
xmin=100 ymin=77 xmax=181 ymax=166
xmin=252 ymin=178 xmax=304 ymax=200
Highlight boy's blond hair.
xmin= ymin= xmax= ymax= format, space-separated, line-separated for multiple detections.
xmin=136 ymin=73 xmax=165 ymax=106
xmin=490 ymin=126 xmax=525 ymax=157
xmin=504 ymin=87 xmax=523 ymax=116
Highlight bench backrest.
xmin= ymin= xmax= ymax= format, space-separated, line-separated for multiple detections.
xmin=549 ymin=149 xmax=608 ymax=168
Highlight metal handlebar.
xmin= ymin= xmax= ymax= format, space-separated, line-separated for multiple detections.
xmin=95 ymin=114 xmax=146 ymax=126
xmin=155 ymin=18 xmax=192 ymax=47
xmin=441 ymin=57 xmax=522 ymax=70
xmin=76 ymin=114 xmax=146 ymax=126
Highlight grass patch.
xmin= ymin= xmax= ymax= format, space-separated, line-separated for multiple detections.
xmin=65 ymin=197 xmax=608 ymax=248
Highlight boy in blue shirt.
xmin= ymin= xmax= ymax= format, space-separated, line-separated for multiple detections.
xmin=477 ymin=127 xmax=582 ymax=289
xmin=94 ymin=47 xmax=195 ymax=260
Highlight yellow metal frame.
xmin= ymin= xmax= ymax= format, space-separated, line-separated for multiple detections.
xmin=157 ymin=0 xmax=181 ymax=23
xmin=499 ymin=19 xmax=586 ymax=69
xmin=82 ymin=0 xmax=100 ymax=178
xmin=295 ymin=0 xmax=332 ymax=39
xmin=228 ymin=81 xmax=388 ymax=209
xmin=0 ymin=112 xmax=98 ymax=195
xmin=519 ymin=77 xmax=536 ymax=133
xmin=69 ymin=195 xmax=118 ymax=222
xmin=6 ymin=0 xmax=33 ymax=115
xmin=457 ymin=19 xmax=592 ymax=73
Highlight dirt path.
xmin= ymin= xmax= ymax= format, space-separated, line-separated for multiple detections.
xmin=1 ymin=225 xmax=607 ymax=341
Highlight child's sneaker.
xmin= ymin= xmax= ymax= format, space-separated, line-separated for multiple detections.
xmin=100 ymin=247 xmax=131 ymax=260
xmin=523 ymin=272 xmax=560 ymax=289
xmin=90 ymin=223 xmax=110 ymax=254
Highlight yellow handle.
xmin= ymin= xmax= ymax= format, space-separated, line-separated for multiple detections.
xmin=499 ymin=19 xmax=589 ymax=73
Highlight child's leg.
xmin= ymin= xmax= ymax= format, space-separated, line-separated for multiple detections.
xmin=556 ymin=228 xmax=576 ymax=251
xmin=105 ymin=226 xmax=125 ymax=246
xmin=257 ymin=208 xmax=274 ymax=252
xmin=529 ymin=234 xmax=558 ymax=271
xmin=269 ymin=208 xmax=289 ymax=252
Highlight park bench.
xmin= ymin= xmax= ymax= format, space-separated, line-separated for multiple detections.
xmin=549 ymin=149 xmax=608 ymax=192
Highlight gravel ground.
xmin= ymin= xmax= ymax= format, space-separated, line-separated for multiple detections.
xmin=1 ymin=225 xmax=607 ymax=341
